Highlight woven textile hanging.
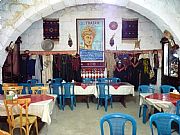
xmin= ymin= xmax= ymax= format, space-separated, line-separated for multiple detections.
xmin=43 ymin=18 xmax=59 ymax=40
xmin=122 ymin=18 xmax=138 ymax=40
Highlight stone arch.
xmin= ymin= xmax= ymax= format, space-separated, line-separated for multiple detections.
xmin=1 ymin=0 xmax=180 ymax=66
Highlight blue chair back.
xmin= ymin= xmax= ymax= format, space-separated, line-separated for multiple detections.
xmin=97 ymin=78 xmax=109 ymax=83
xmin=52 ymin=78 xmax=62 ymax=83
xmin=109 ymin=78 xmax=121 ymax=83
xmin=96 ymin=83 xmax=109 ymax=98
xmin=0 ymin=84 xmax=3 ymax=94
xmin=51 ymin=83 xmax=62 ymax=95
xmin=160 ymin=85 xmax=176 ymax=93
xmin=18 ymin=83 xmax=30 ymax=94
xmin=100 ymin=113 xmax=137 ymax=135
xmin=62 ymin=82 xmax=74 ymax=98
xmin=27 ymin=79 xmax=38 ymax=86
xmin=35 ymin=83 xmax=44 ymax=87
xmin=138 ymin=85 xmax=155 ymax=93
xmin=82 ymin=78 xmax=94 ymax=83
xmin=176 ymin=100 xmax=180 ymax=116
xmin=149 ymin=113 xmax=180 ymax=135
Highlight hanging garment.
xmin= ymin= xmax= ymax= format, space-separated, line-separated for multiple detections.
xmin=27 ymin=55 xmax=36 ymax=79
xmin=12 ymin=44 xmax=20 ymax=75
xmin=139 ymin=58 xmax=152 ymax=85
xmin=42 ymin=55 xmax=53 ymax=85
xmin=72 ymin=54 xmax=81 ymax=82
xmin=113 ymin=63 xmax=126 ymax=81
xmin=53 ymin=54 xmax=61 ymax=78
xmin=151 ymin=51 xmax=159 ymax=84
xmin=60 ymin=54 xmax=74 ymax=82
xmin=130 ymin=57 xmax=140 ymax=89
xmin=35 ymin=55 xmax=42 ymax=83
xmin=105 ymin=52 xmax=116 ymax=78
xmin=20 ymin=54 xmax=29 ymax=82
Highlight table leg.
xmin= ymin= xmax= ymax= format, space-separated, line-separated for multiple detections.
xmin=86 ymin=95 xmax=89 ymax=108
xmin=119 ymin=96 xmax=126 ymax=108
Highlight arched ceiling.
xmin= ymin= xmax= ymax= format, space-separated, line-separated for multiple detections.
xmin=0 ymin=0 xmax=180 ymax=67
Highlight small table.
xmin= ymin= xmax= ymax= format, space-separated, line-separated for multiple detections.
xmin=74 ymin=83 xmax=96 ymax=108
xmin=0 ymin=94 xmax=57 ymax=125
xmin=141 ymin=93 xmax=180 ymax=113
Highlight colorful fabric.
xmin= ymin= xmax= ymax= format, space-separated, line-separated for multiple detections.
xmin=43 ymin=19 xmax=59 ymax=40
xmin=122 ymin=19 xmax=138 ymax=40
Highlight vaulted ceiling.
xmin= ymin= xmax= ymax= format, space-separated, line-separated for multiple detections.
xmin=0 ymin=0 xmax=180 ymax=66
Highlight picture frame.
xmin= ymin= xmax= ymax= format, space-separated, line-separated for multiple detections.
xmin=76 ymin=18 xmax=105 ymax=62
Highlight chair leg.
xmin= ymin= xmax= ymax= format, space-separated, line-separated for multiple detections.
xmin=63 ymin=98 xmax=65 ymax=110
xmin=105 ymin=98 xmax=108 ymax=112
xmin=110 ymin=97 xmax=113 ymax=108
xmin=97 ymin=98 xmax=100 ymax=110
xmin=26 ymin=125 xmax=29 ymax=135
xmin=59 ymin=96 xmax=62 ymax=110
xmin=74 ymin=96 xmax=76 ymax=107
xmin=9 ymin=125 xmax=12 ymax=135
xmin=20 ymin=128 xmax=23 ymax=135
xmin=100 ymin=99 xmax=103 ymax=106
xmin=35 ymin=119 xmax=38 ymax=135
xmin=70 ymin=97 xmax=74 ymax=111
xmin=139 ymin=106 xmax=142 ymax=117
xmin=142 ymin=105 xmax=148 ymax=124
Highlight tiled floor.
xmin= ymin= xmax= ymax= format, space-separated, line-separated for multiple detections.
xmin=38 ymin=94 xmax=179 ymax=135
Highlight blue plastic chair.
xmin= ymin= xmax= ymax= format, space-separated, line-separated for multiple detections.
xmin=27 ymin=79 xmax=38 ymax=86
xmin=18 ymin=83 xmax=31 ymax=94
xmin=0 ymin=84 xmax=3 ymax=94
xmin=100 ymin=113 xmax=137 ymax=135
xmin=27 ymin=79 xmax=39 ymax=94
xmin=51 ymin=83 xmax=63 ymax=110
xmin=108 ymin=78 xmax=121 ymax=83
xmin=149 ymin=113 xmax=180 ymax=135
xmin=97 ymin=78 xmax=109 ymax=83
xmin=138 ymin=85 xmax=155 ymax=93
xmin=82 ymin=78 xmax=94 ymax=83
xmin=138 ymin=85 xmax=155 ymax=124
xmin=160 ymin=85 xmax=176 ymax=93
xmin=35 ymin=83 xmax=44 ymax=86
xmin=176 ymin=100 xmax=180 ymax=116
xmin=62 ymin=82 xmax=76 ymax=110
xmin=96 ymin=83 xmax=112 ymax=112
xmin=52 ymin=78 xmax=62 ymax=83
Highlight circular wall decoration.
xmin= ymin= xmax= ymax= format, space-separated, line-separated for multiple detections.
xmin=109 ymin=21 xmax=118 ymax=30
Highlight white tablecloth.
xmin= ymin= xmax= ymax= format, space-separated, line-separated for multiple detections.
xmin=140 ymin=93 xmax=176 ymax=113
xmin=109 ymin=82 xmax=134 ymax=96
xmin=74 ymin=85 xmax=96 ymax=95
xmin=0 ymin=94 xmax=57 ymax=125
xmin=74 ymin=82 xmax=134 ymax=98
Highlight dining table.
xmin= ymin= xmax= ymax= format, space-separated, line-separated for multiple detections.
xmin=0 ymin=94 xmax=57 ymax=125
xmin=74 ymin=82 xmax=134 ymax=108
xmin=140 ymin=93 xmax=180 ymax=113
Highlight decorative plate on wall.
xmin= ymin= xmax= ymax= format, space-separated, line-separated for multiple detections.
xmin=41 ymin=39 xmax=54 ymax=51
xmin=109 ymin=21 xmax=118 ymax=30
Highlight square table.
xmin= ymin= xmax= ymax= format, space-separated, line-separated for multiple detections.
xmin=0 ymin=94 xmax=57 ymax=125
xmin=140 ymin=93 xmax=180 ymax=113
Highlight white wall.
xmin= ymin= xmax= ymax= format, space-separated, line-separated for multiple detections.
xmin=20 ymin=4 xmax=162 ymax=51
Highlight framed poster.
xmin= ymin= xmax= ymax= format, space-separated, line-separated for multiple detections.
xmin=76 ymin=18 xmax=105 ymax=62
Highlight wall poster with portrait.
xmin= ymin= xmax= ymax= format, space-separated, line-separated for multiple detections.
xmin=76 ymin=18 xmax=105 ymax=66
